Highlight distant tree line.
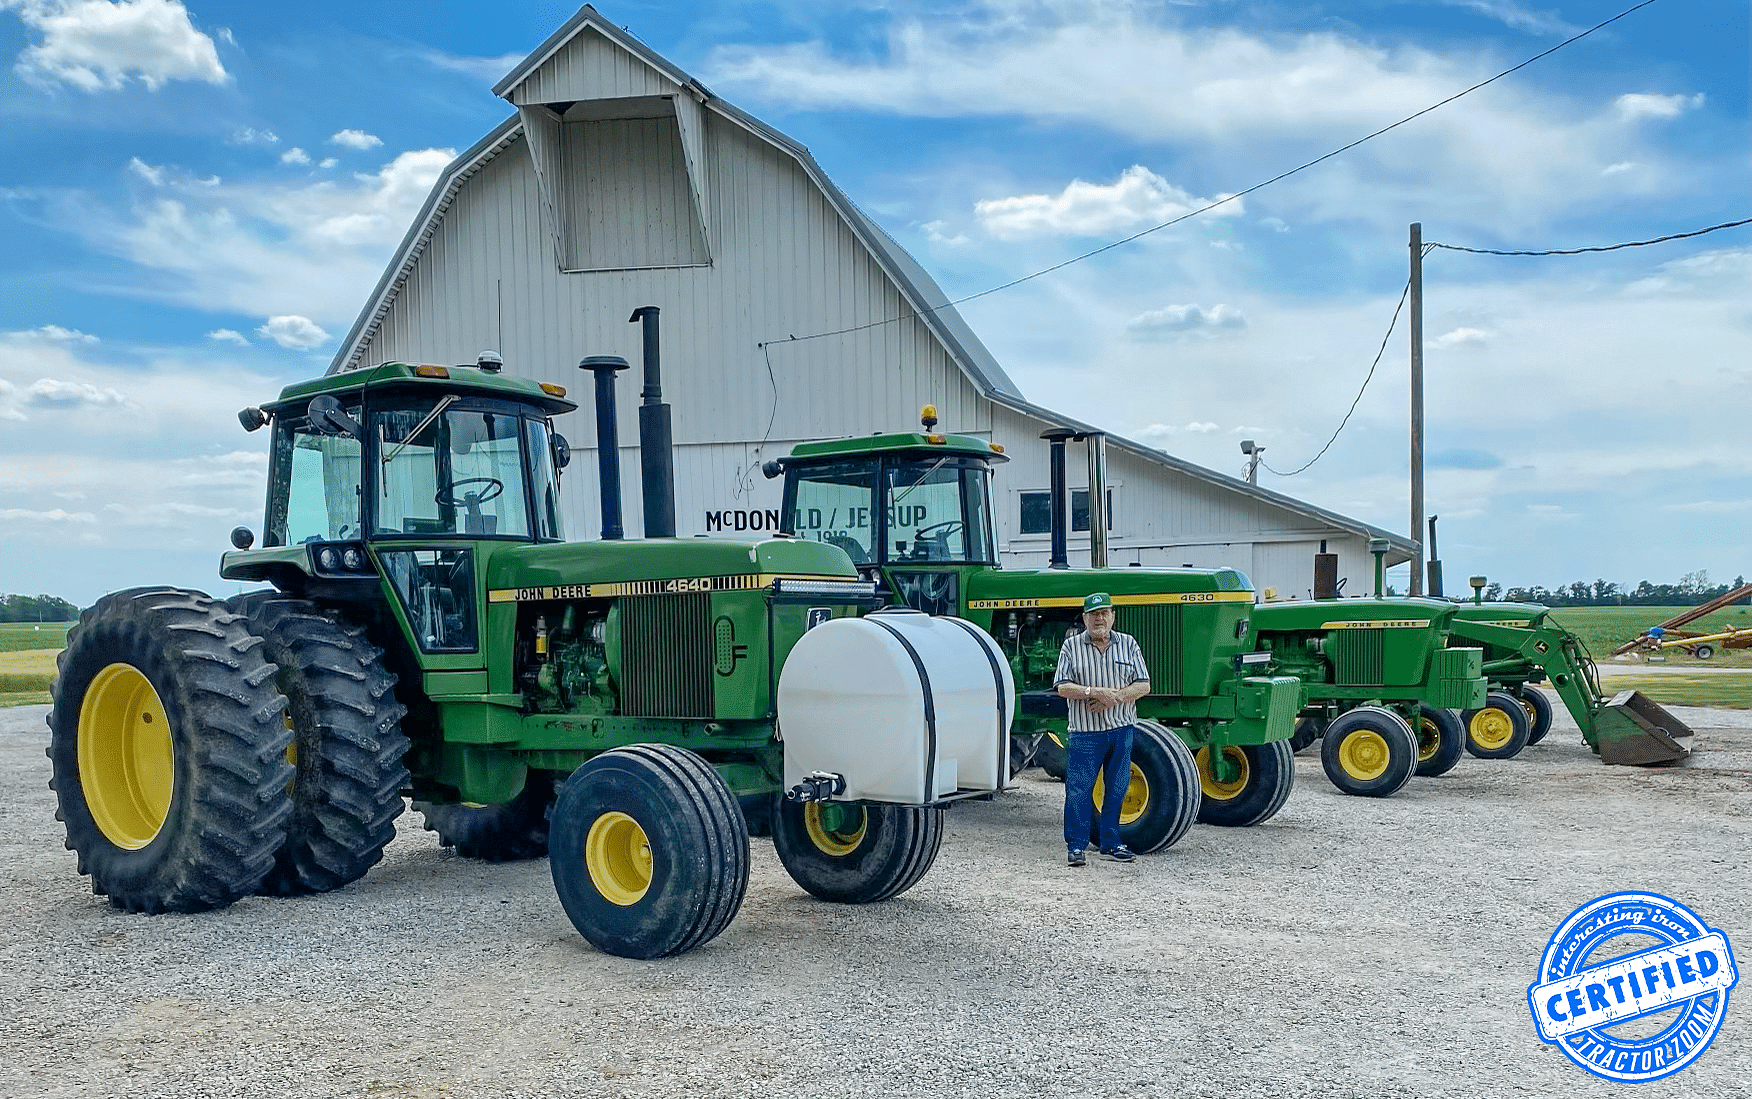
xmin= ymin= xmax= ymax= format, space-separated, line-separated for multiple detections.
xmin=1491 ymin=571 xmax=1751 ymax=608
xmin=0 ymin=594 xmax=80 ymax=622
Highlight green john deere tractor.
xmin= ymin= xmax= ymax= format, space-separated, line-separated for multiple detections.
xmin=1448 ymin=593 xmax=1693 ymax=765
xmin=765 ymin=413 xmax=1302 ymax=842
xmin=1246 ymin=593 xmax=1488 ymax=797
xmin=47 ymin=354 xmax=1013 ymax=959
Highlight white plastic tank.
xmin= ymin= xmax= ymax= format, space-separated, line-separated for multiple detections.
xmin=778 ymin=608 xmax=1016 ymax=805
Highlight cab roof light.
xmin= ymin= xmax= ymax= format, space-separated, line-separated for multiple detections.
xmin=988 ymin=442 xmax=1005 ymax=454
xmin=414 ymin=364 xmax=449 ymax=378
xmin=539 ymin=383 xmax=567 ymax=398
xmin=925 ymin=434 xmax=946 ymax=444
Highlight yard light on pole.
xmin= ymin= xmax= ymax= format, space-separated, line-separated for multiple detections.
xmin=1240 ymin=439 xmax=1263 ymax=486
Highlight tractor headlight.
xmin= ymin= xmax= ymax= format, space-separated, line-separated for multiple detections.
xmin=318 ymin=547 xmax=340 ymax=571
xmin=342 ymin=546 xmax=364 ymax=571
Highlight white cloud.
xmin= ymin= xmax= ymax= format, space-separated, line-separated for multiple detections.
xmin=127 ymin=155 xmax=165 ymax=185
xmin=0 ymin=506 xmax=96 ymax=523
xmin=1135 ymin=422 xmax=1220 ymax=439
xmin=976 ymin=166 xmax=1238 ymax=240
xmin=280 ymin=147 xmax=311 ymax=166
xmin=1601 ymin=161 xmax=1635 ymax=176
xmin=41 ymin=146 xmax=455 ymax=327
xmin=205 ymin=328 xmax=248 ymax=345
xmin=1433 ymin=327 xmax=1490 ymax=348
xmin=256 ymin=315 xmax=329 ymax=349
xmin=6 ymin=0 xmax=227 ymax=92
xmin=24 ymin=377 xmax=126 ymax=407
xmin=5 ymin=324 xmax=97 ymax=343
xmin=1124 ymin=302 xmax=1246 ymax=340
xmin=922 ymin=219 xmax=970 ymax=246
xmin=328 ymin=129 xmax=382 ymax=150
xmin=1661 ymin=500 xmax=1752 ymax=514
xmin=1438 ymin=1 xmax=1580 ymax=36
xmin=318 ymin=157 xmax=337 ymax=170
xmin=1614 ymin=93 xmax=1704 ymax=121
xmin=229 ymin=127 xmax=278 ymax=146
xmin=419 ymin=47 xmax=524 ymax=82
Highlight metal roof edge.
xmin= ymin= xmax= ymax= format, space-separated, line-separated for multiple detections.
xmin=493 ymin=5 xmax=703 ymax=100
xmin=982 ymin=390 xmax=1416 ymax=561
xmin=327 ymin=115 xmax=523 ymax=376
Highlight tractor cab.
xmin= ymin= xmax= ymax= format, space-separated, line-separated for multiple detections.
xmin=224 ymin=361 xmax=576 ymax=648
xmin=767 ymin=406 xmax=1007 ymax=615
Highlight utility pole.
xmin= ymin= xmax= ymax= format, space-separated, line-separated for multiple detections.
xmin=1409 ymin=222 xmax=1424 ymax=596
xmin=1240 ymin=439 xmax=1263 ymax=485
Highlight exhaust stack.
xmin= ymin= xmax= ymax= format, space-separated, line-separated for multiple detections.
xmin=629 ymin=306 xmax=677 ymax=539
xmin=579 ymin=355 xmax=631 ymax=540
xmin=1040 ymin=428 xmax=1075 ymax=569
xmin=1079 ymin=431 xmax=1109 ymax=568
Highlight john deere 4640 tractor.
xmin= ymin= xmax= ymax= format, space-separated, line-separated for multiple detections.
xmin=765 ymin=414 xmax=1302 ymax=844
xmin=48 ymin=358 xmax=1012 ymax=959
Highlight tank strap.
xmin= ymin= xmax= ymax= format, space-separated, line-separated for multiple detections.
xmin=866 ymin=616 xmax=938 ymax=799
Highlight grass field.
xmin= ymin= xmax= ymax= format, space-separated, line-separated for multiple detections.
xmin=1546 ymin=605 xmax=1752 ymax=668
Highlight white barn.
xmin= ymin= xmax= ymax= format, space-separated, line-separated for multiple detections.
xmin=329 ymin=5 xmax=1413 ymax=599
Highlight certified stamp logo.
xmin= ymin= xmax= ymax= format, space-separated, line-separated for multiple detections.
xmin=1528 ymin=891 xmax=1738 ymax=1082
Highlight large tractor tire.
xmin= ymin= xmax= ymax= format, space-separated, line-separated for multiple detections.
xmin=1462 ymin=691 xmax=1532 ymax=760
xmin=1516 ymin=688 xmax=1554 ymax=746
xmin=1412 ymin=704 xmax=1466 ymax=778
xmin=1288 ymin=716 xmax=1324 ymax=755
xmin=1036 ymin=733 xmax=1067 ymax=781
xmin=229 ymin=594 xmax=410 ymax=896
xmin=1320 ymin=706 xmax=1416 ymax=798
xmin=1008 ymin=732 xmax=1045 ymax=777
xmin=46 ymin=587 xmax=293 ymax=912
xmin=1194 ymin=741 xmax=1296 ymax=827
xmin=773 ymin=798 xmax=944 ymax=904
xmin=415 ymin=774 xmax=558 ymax=862
xmin=1088 ymin=719 xmax=1199 ymax=853
xmin=549 ymin=744 xmax=749 ymax=959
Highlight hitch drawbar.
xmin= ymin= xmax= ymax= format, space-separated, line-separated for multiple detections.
xmin=787 ymin=771 xmax=847 ymax=803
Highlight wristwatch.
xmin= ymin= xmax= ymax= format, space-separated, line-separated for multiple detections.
xmin=1083 ymin=686 xmax=1092 ymax=699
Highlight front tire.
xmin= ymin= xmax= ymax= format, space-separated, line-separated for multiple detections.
xmin=1195 ymin=741 xmax=1296 ymax=826
xmin=1516 ymin=688 xmax=1554 ymax=746
xmin=1462 ymin=691 xmax=1531 ymax=759
xmin=1092 ymin=720 xmax=1199 ymax=853
xmin=1037 ymin=733 xmax=1067 ymax=780
xmin=47 ymin=587 xmax=293 ymax=912
xmin=1413 ymin=704 xmax=1466 ymax=777
xmin=1320 ymin=706 xmax=1416 ymax=798
xmin=773 ymin=799 xmax=944 ymax=903
xmin=415 ymin=774 xmax=557 ymax=861
xmin=549 ymin=745 xmax=749 ymax=959
xmin=229 ymin=595 xmax=410 ymax=895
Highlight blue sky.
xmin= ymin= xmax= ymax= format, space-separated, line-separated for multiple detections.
xmin=0 ymin=0 xmax=1746 ymax=608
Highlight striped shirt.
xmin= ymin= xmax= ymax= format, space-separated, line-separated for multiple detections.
xmin=1054 ymin=629 xmax=1150 ymax=733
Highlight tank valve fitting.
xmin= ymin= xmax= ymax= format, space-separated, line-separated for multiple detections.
xmin=786 ymin=771 xmax=847 ymax=803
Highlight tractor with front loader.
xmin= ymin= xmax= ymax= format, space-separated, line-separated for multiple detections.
xmin=1448 ymin=595 xmax=1694 ymax=765
xmin=765 ymin=414 xmax=1303 ymax=842
xmin=47 ymin=352 xmax=1014 ymax=959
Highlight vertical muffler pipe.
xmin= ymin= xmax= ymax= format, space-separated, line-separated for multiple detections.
xmin=580 ymin=355 xmax=631 ymax=540
xmin=1370 ymin=537 xmax=1390 ymax=598
xmin=629 ymin=306 xmax=676 ymax=539
xmin=1314 ymin=539 xmax=1340 ymax=600
xmin=1079 ymin=431 xmax=1109 ymax=568
xmin=1426 ymin=515 xmax=1443 ymax=597
xmin=1040 ymin=428 xmax=1075 ymax=569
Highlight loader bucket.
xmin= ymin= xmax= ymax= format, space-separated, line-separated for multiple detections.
xmin=1591 ymin=690 xmax=1694 ymax=766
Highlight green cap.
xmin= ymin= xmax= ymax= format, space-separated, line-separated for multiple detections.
xmin=1083 ymin=592 xmax=1114 ymax=613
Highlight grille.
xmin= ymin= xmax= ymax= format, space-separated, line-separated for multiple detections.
xmin=1330 ymin=628 xmax=1386 ymax=686
xmin=620 ymin=593 xmax=714 ymax=717
xmin=1121 ymin=605 xmax=1183 ymax=695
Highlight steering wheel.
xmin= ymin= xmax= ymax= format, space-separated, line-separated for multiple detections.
xmin=913 ymin=520 xmax=963 ymax=542
xmin=434 ymin=477 xmax=504 ymax=507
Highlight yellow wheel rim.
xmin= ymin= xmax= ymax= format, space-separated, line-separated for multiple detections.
xmin=1517 ymin=696 xmax=1538 ymax=725
xmin=1196 ymin=746 xmax=1251 ymax=801
xmin=1092 ymin=764 xmax=1148 ymax=826
xmin=77 ymin=663 xmax=175 ymax=850
xmin=1416 ymin=717 xmax=1442 ymax=763
xmin=1337 ymin=729 xmax=1391 ymax=781
xmin=585 ymin=811 xmax=653 ymax=906
xmin=1469 ymin=707 xmax=1515 ymax=751
xmin=803 ymin=802 xmax=868 ymax=856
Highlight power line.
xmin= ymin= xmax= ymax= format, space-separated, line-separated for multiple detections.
xmin=761 ymin=0 xmax=1661 ymax=349
xmin=1261 ymin=250 xmax=1429 ymax=478
xmin=1427 ymin=217 xmax=1752 ymax=256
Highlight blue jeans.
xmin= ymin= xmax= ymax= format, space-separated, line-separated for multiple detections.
xmin=1063 ymin=725 xmax=1135 ymax=852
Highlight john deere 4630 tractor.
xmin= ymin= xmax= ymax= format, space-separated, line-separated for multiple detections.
xmin=765 ymin=413 xmax=1302 ymax=844
xmin=48 ymin=357 xmax=1012 ymax=958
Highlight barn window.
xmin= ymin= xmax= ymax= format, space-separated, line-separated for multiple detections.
xmin=1019 ymin=489 xmax=1113 ymax=534
xmin=549 ymin=96 xmax=710 ymax=271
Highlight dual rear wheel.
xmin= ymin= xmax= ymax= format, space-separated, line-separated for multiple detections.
xmin=1320 ymin=706 xmax=1417 ymax=798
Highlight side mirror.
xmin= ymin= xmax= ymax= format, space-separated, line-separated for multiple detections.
xmin=230 ymin=526 xmax=255 ymax=550
xmin=551 ymin=433 xmax=571 ymax=470
xmin=308 ymin=395 xmax=362 ymax=439
xmin=762 ymin=459 xmax=786 ymax=480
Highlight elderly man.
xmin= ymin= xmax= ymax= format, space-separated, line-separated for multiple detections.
xmin=1053 ymin=592 xmax=1151 ymax=867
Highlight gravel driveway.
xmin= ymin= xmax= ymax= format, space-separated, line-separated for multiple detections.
xmin=3 ymin=700 xmax=1747 ymax=1098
